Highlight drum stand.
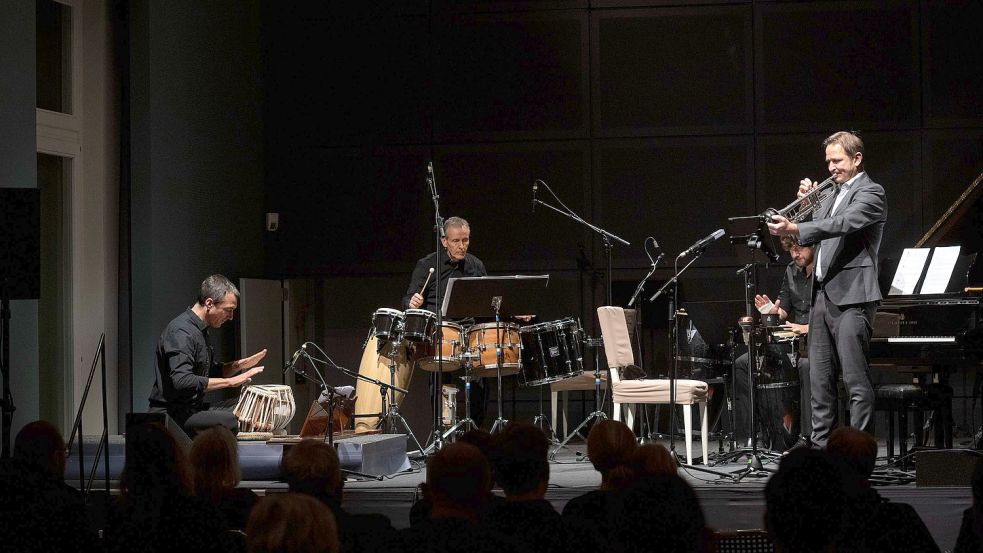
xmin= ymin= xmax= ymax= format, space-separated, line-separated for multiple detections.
xmin=489 ymin=299 xmax=510 ymax=434
xmin=532 ymin=384 xmax=557 ymax=442
xmin=550 ymin=345 xmax=606 ymax=459
xmin=424 ymin=361 xmax=479 ymax=453
xmin=377 ymin=339 xmax=425 ymax=455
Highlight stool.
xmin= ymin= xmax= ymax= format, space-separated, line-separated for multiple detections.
xmin=874 ymin=384 xmax=926 ymax=469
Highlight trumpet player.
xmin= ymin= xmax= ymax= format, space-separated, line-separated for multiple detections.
xmin=766 ymin=131 xmax=886 ymax=449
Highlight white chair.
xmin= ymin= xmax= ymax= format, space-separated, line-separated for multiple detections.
xmin=596 ymin=306 xmax=710 ymax=465
xmin=550 ymin=372 xmax=607 ymax=438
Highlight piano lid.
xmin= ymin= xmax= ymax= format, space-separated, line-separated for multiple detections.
xmin=914 ymin=170 xmax=983 ymax=289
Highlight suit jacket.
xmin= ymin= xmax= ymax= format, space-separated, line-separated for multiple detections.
xmin=796 ymin=172 xmax=886 ymax=306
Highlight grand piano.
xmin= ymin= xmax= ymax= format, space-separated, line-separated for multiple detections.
xmin=870 ymin=171 xmax=983 ymax=447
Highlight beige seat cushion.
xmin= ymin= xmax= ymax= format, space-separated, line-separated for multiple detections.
xmin=611 ymin=378 xmax=708 ymax=405
xmin=549 ymin=371 xmax=607 ymax=392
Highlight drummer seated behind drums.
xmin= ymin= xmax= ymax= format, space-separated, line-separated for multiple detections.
xmin=733 ymin=237 xmax=814 ymax=450
xmin=149 ymin=274 xmax=266 ymax=438
xmin=405 ymin=216 xmax=489 ymax=427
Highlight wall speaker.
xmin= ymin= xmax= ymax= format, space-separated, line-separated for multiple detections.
xmin=915 ymin=449 xmax=982 ymax=487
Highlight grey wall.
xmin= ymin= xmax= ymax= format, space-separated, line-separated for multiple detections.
xmin=0 ymin=1 xmax=40 ymax=435
xmin=128 ymin=0 xmax=266 ymax=408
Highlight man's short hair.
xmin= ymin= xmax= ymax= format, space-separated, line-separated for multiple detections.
xmin=426 ymin=442 xmax=490 ymax=510
xmin=443 ymin=217 xmax=470 ymax=233
xmin=14 ymin=420 xmax=66 ymax=477
xmin=490 ymin=423 xmax=549 ymax=496
xmin=280 ymin=439 xmax=343 ymax=498
xmin=827 ymin=427 xmax=877 ymax=480
xmin=197 ymin=274 xmax=240 ymax=305
xmin=822 ymin=131 xmax=864 ymax=162
xmin=779 ymin=235 xmax=800 ymax=251
xmin=765 ymin=448 xmax=846 ymax=553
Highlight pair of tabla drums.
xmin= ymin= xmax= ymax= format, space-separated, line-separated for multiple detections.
xmin=369 ymin=308 xmax=586 ymax=387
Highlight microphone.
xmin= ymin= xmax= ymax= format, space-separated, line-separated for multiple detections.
xmin=681 ymin=229 xmax=725 ymax=257
xmin=532 ymin=180 xmax=539 ymax=213
xmin=283 ymin=343 xmax=306 ymax=374
xmin=427 ymin=161 xmax=434 ymax=183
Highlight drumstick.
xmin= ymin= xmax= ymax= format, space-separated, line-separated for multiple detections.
xmin=419 ymin=268 xmax=434 ymax=295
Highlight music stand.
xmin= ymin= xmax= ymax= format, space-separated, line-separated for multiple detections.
xmin=443 ymin=275 xmax=549 ymax=433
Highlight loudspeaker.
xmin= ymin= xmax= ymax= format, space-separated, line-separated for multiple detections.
xmin=126 ymin=412 xmax=193 ymax=453
xmin=915 ymin=449 xmax=983 ymax=487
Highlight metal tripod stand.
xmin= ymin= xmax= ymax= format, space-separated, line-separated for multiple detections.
xmin=376 ymin=337 xmax=425 ymax=455
xmin=550 ymin=339 xmax=605 ymax=459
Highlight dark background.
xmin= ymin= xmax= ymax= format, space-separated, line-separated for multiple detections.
xmin=123 ymin=0 xmax=983 ymax=432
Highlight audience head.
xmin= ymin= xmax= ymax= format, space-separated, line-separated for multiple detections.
xmin=423 ymin=442 xmax=492 ymax=521
xmin=826 ymin=426 xmax=877 ymax=481
xmin=246 ymin=492 xmax=338 ymax=553
xmin=765 ymin=448 xmax=846 ymax=553
xmin=490 ymin=422 xmax=550 ymax=500
xmin=586 ymin=420 xmax=637 ymax=488
xmin=120 ymin=422 xmax=192 ymax=502
xmin=280 ymin=438 xmax=343 ymax=500
xmin=632 ymin=443 xmax=676 ymax=477
xmin=13 ymin=420 xmax=67 ymax=478
xmin=613 ymin=474 xmax=707 ymax=553
xmin=189 ymin=425 xmax=241 ymax=502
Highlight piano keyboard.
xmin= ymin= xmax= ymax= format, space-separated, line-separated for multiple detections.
xmin=875 ymin=336 xmax=957 ymax=344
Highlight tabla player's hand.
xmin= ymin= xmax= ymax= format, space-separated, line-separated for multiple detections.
xmin=236 ymin=349 xmax=267 ymax=371
xmin=409 ymin=293 xmax=424 ymax=309
xmin=788 ymin=323 xmax=808 ymax=335
xmin=238 ymin=366 xmax=263 ymax=386
xmin=754 ymin=294 xmax=771 ymax=310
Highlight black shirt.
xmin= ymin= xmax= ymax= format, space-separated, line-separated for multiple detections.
xmin=777 ymin=262 xmax=814 ymax=325
xmin=149 ymin=308 xmax=221 ymax=409
xmin=402 ymin=251 xmax=487 ymax=313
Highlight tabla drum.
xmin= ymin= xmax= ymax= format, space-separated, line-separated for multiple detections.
xmin=518 ymin=318 xmax=584 ymax=386
xmin=467 ymin=322 xmax=521 ymax=377
xmin=371 ymin=308 xmax=404 ymax=351
xmin=418 ymin=322 xmax=465 ymax=372
xmin=233 ymin=384 xmax=296 ymax=436
xmin=403 ymin=309 xmax=437 ymax=343
xmin=755 ymin=344 xmax=801 ymax=451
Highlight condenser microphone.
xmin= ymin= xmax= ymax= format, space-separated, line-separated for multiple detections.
xmin=532 ymin=180 xmax=539 ymax=213
xmin=283 ymin=343 xmax=305 ymax=373
xmin=681 ymin=229 xmax=725 ymax=257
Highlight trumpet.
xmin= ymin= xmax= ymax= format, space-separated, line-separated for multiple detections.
xmin=761 ymin=176 xmax=838 ymax=223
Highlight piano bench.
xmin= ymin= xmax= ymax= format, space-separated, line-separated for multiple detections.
xmin=874 ymin=384 xmax=928 ymax=469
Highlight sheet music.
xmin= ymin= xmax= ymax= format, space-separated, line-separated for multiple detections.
xmin=920 ymin=246 xmax=961 ymax=294
xmin=889 ymin=248 xmax=930 ymax=295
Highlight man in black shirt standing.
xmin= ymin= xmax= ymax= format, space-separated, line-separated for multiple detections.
xmin=354 ymin=217 xmax=487 ymax=432
xmin=733 ymin=237 xmax=814 ymax=450
xmin=149 ymin=274 xmax=266 ymax=437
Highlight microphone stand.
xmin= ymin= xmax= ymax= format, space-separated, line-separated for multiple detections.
xmin=533 ymin=180 xmax=628 ymax=306
xmin=627 ymin=244 xmax=662 ymax=444
xmin=427 ymin=162 xmax=447 ymax=454
xmin=649 ymin=248 xmax=736 ymax=480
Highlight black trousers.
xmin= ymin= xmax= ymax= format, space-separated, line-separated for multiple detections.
xmin=150 ymin=399 xmax=238 ymax=439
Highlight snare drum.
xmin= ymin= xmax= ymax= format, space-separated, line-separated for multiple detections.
xmin=233 ymin=384 xmax=296 ymax=435
xmin=403 ymin=309 xmax=437 ymax=343
xmin=518 ymin=318 xmax=583 ymax=386
xmin=371 ymin=308 xmax=404 ymax=350
xmin=467 ymin=322 xmax=521 ymax=377
xmin=418 ymin=322 xmax=464 ymax=372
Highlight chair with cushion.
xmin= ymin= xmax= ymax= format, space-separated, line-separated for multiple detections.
xmin=596 ymin=306 xmax=710 ymax=465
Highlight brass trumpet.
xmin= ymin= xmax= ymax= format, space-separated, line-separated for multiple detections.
xmin=761 ymin=176 xmax=838 ymax=223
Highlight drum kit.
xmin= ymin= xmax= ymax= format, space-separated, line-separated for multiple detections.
xmin=366 ymin=306 xmax=592 ymax=440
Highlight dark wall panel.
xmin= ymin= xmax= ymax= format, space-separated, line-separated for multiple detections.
xmin=265 ymin=147 xmax=433 ymax=276
xmin=433 ymin=0 xmax=588 ymax=12
xmin=592 ymin=6 xmax=752 ymax=136
xmin=923 ymin=2 xmax=983 ymax=127
xmin=923 ymin=129 xmax=983 ymax=232
xmin=594 ymin=136 xmax=753 ymax=267
xmin=756 ymin=1 xmax=919 ymax=132
xmin=264 ymin=12 xmax=431 ymax=146
xmin=433 ymin=142 xmax=592 ymax=272
xmin=432 ymin=11 xmax=589 ymax=141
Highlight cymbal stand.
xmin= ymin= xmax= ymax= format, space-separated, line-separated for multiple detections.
xmin=490 ymin=297 xmax=510 ymax=434
xmin=550 ymin=336 xmax=606 ymax=460
xmin=423 ymin=355 xmax=479 ymax=454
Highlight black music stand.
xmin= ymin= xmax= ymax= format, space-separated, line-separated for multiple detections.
xmin=443 ymin=275 xmax=549 ymax=433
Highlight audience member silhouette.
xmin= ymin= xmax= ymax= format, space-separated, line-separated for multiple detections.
xmin=0 ymin=420 xmax=98 ymax=552
xmin=408 ymin=429 xmax=504 ymax=527
xmin=956 ymin=457 xmax=983 ymax=553
xmin=610 ymin=473 xmax=709 ymax=553
xmin=764 ymin=447 xmax=845 ymax=553
xmin=280 ymin=438 xmax=395 ymax=553
xmin=392 ymin=442 xmax=531 ymax=553
xmin=562 ymin=420 xmax=638 ymax=551
xmin=190 ymin=425 xmax=258 ymax=530
xmin=246 ymin=492 xmax=339 ymax=553
xmin=483 ymin=423 xmax=565 ymax=553
xmin=104 ymin=421 xmax=232 ymax=553
xmin=826 ymin=426 xmax=939 ymax=552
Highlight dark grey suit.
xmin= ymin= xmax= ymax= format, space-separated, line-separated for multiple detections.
xmin=796 ymin=172 xmax=886 ymax=446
